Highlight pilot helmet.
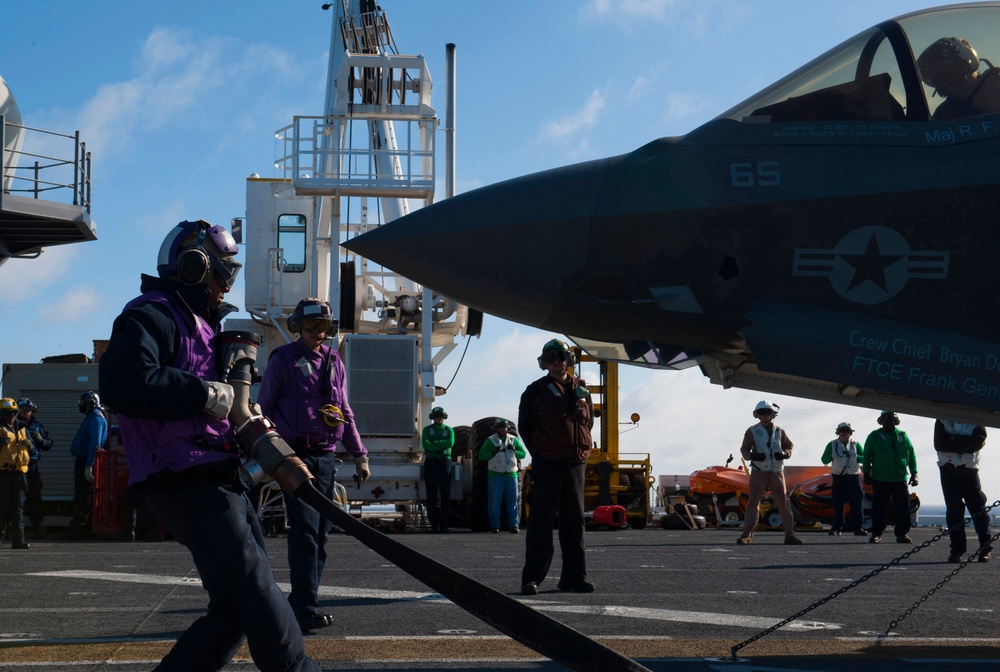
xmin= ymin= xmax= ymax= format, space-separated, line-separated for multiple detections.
xmin=835 ymin=422 xmax=853 ymax=435
xmin=917 ymin=37 xmax=980 ymax=94
xmin=752 ymin=400 xmax=779 ymax=418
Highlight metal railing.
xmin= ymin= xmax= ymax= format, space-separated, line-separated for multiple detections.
xmin=274 ymin=114 xmax=435 ymax=200
xmin=1 ymin=115 xmax=92 ymax=212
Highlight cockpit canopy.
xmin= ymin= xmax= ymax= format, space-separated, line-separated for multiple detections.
xmin=718 ymin=3 xmax=1000 ymax=123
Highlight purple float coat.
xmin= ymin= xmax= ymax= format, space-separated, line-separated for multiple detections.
xmin=257 ymin=340 xmax=366 ymax=458
xmin=115 ymin=290 xmax=237 ymax=485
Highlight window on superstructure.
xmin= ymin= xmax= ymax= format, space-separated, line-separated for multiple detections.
xmin=277 ymin=214 xmax=306 ymax=273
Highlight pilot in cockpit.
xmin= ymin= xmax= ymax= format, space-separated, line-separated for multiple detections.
xmin=918 ymin=36 xmax=1000 ymax=120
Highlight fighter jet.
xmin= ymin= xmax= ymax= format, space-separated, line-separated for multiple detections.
xmin=345 ymin=4 xmax=1000 ymax=426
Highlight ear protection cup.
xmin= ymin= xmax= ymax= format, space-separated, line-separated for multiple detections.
xmin=287 ymin=313 xmax=300 ymax=334
xmin=175 ymin=246 xmax=212 ymax=285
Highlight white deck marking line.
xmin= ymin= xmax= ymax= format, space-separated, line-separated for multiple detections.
xmin=29 ymin=570 xmax=841 ymax=630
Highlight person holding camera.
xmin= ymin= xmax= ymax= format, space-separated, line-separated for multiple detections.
xmin=478 ymin=417 xmax=527 ymax=533
xmin=736 ymin=400 xmax=802 ymax=545
xmin=862 ymin=411 xmax=918 ymax=544
xmin=935 ymin=419 xmax=991 ymax=563
xmin=518 ymin=339 xmax=595 ymax=595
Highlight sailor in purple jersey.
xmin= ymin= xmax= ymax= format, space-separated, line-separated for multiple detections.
xmin=100 ymin=219 xmax=320 ymax=672
xmin=257 ymin=297 xmax=369 ymax=632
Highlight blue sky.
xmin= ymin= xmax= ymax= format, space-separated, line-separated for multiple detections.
xmin=3 ymin=0 xmax=990 ymax=508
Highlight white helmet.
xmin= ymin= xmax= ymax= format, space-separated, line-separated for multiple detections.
xmin=752 ymin=400 xmax=779 ymax=418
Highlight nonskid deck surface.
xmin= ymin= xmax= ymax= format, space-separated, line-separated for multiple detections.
xmin=1 ymin=525 xmax=997 ymax=671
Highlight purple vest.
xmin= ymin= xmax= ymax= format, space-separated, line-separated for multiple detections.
xmin=257 ymin=341 xmax=366 ymax=457
xmin=117 ymin=290 xmax=236 ymax=485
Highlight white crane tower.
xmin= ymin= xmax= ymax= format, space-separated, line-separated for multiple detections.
xmin=229 ymin=0 xmax=479 ymax=511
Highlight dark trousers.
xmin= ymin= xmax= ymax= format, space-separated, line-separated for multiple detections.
xmin=0 ymin=470 xmax=27 ymax=543
xmin=138 ymin=469 xmax=319 ymax=672
xmin=25 ymin=461 xmax=44 ymax=529
xmin=521 ymin=457 xmax=587 ymax=587
xmin=830 ymin=473 xmax=864 ymax=531
xmin=940 ymin=465 xmax=993 ymax=555
xmin=282 ymin=450 xmax=337 ymax=619
xmin=72 ymin=456 xmax=92 ymax=528
xmin=870 ymin=479 xmax=912 ymax=539
xmin=424 ymin=457 xmax=453 ymax=531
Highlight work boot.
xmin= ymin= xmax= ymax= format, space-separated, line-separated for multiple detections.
xmin=979 ymin=549 xmax=992 ymax=563
xmin=869 ymin=535 xmax=881 ymax=544
xmin=896 ymin=535 xmax=912 ymax=544
xmin=854 ymin=529 xmax=868 ymax=536
xmin=520 ymin=582 xmax=538 ymax=596
xmin=948 ymin=553 xmax=963 ymax=563
xmin=297 ymin=613 xmax=332 ymax=632
xmin=557 ymin=580 xmax=595 ymax=593
xmin=784 ymin=535 xmax=803 ymax=545
xmin=736 ymin=536 xmax=751 ymax=545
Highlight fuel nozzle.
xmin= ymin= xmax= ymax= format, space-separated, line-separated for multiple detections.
xmin=215 ymin=330 xmax=314 ymax=497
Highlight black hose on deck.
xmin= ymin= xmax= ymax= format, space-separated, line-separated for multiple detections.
xmin=294 ymin=480 xmax=652 ymax=672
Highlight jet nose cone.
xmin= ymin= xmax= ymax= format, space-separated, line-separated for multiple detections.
xmin=343 ymin=158 xmax=611 ymax=331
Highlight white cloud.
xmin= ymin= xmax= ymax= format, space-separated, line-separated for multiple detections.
xmin=581 ymin=0 xmax=679 ymax=23
xmin=37 ymin=285 xmax=103 ymax=324
xmin=661 ymin=90 xmax=719 ymax=125
xmin=535 ymin=89 xmax=607 ymax=156
xmin=29 ymin=28 xmax=303 ymax=169
xmin=625 ymin=64 xmax=668 ymax=106
xmin=6 ymin=245 xmax=81 ymax=304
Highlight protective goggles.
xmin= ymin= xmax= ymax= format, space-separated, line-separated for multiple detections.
xmin=301 ymin=317 xmax=335 ymax=333
xmin=211 ymin=255 xmax=243 ymax=290
xmin=542 ymin=350 xmax=573 ymax=364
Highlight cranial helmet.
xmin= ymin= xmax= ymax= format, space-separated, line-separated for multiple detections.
xmin=835 ymin=422 xmax=853 ymax=434
xmin=752 ymin=400 xmax=779 ymax=418
xmin=287 ymin=298 xmax=337 ymax=335
xmin=878 ymin=410 xmax=900 ymax=426
xmin=429 ymin=406 xmax=447 ymax=420
xmin=79 ymin=391 xmax=100 ymax=415
xmin=157 ymin=219 xmax=242 ymax=289
xmin=494 ymin=417 xmax=510 ymax=429
xmin=537 ymin=338 xmax=575 ymax=369
xmin=0 ymin=398 xmax=17 ymax=416
xmin=17 ymin=397 xmax=36 ymax=413
xmin=917 ymin=37 xmax=980 ymax=92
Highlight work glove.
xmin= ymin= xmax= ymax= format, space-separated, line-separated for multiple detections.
xmin=30 ymin=430 xmax=44 ymax=444
xmin=863 ymin=472 xmax=873 ymax=486
xmin=909 ymin=474 xmax=919 ymax=487
xmin=748 ymin=451 xmax=768 ymax=461
xmin=204 ymin=381 xmax=235 ymax=419
xmin=85 ymin=466 xmax=94 ymax=484
xmin=354 ymin=456 xmax=371 ymax=483
xmin=774 ymin=450 xmax=790 ymax=461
